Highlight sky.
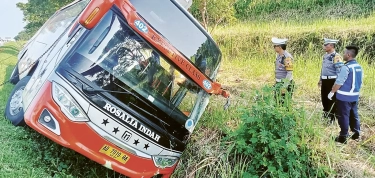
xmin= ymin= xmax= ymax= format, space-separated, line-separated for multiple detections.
xmin=0 ymin=0 xmax=28 ymax=38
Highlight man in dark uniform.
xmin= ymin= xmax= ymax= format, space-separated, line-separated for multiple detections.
xmin=328 ymin=45 xmax=363 ymax=143
xmin=147 ymin=50 xmax=160 ymax=86
xmin=195 ymin=53 xmax=207 ymax=73
xmin=272 ymin=37 xmax=294 ymax=105
xmin=318 ymin=38 xmax=344 ymax=124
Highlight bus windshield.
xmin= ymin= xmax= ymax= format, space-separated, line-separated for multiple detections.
xmin=130 ymin=0 xmax=222 ymax=79
xmin=66 ymin=10 xmax=200 ymax=126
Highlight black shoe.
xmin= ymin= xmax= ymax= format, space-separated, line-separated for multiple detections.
xmin=334 ymin=136 xmax=348 ymax=144
xmin=351 ymin=133 xmax=360 ymax=140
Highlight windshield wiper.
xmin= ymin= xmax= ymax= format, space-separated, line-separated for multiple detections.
xmin=81 ymin=85 xmax=156 ymax=111
xmin=129 ymin=102 xmax=169 ymax=126
xmin=128 ymin=102 xmax=177 ymax=149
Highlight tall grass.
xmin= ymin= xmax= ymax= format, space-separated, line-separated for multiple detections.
xmin=173 ymin=14 xmax=375 ymax=178
xmin=212 ymin=15 xmax=375 ymax=101
xmin=234 ymin=0 xmax=375 ymax=22
xmin=214 ymin=13 xmax=375 ymax=60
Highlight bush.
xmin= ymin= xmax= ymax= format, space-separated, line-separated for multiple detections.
xmin=229 ymin=86 xmax=324 ymax=177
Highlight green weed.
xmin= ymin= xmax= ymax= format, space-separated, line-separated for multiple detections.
xmin=228 ymin=86 xmax=324 ymax=177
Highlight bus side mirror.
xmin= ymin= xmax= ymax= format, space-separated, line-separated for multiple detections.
xmin=174 ymin=0 xmax=192 ymax=10
xmin=79 ymin=0 xmax=115 ymax=29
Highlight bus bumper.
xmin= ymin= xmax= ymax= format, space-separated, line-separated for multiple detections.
xmin=24 ymin=81 xmax=175 ymax=177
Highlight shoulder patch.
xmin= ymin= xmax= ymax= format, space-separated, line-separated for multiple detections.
xmin=333 ymin=55 xmax=343 ymax=63
xmin=284 ymin=57 xmax=293 ymax=71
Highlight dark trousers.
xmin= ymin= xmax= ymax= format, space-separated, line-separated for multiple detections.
xmin=336 ymin=99 xmax=360 ymax=137
xmin=321 ymin=79 xmax=336 ymax=121
xmin=274 ymin=80 xmax=295 ymax=105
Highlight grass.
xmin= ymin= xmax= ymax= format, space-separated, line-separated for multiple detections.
xmin=1 ymin=13 xmax=375 ymax=177
xmin=234 ymin=0 xmax=375 ymax=22
xmin=172 ymin=54 xmax=375 ymax=177
xmin=173 ymin=13 xmax=375 ymax=177
xmin=0 ymin=42 xmax=127 ymax=178
xmin=215 ymin=13 xmax=375 ymax=35
xmin=173 ymin=15 xmax=375 ymax=177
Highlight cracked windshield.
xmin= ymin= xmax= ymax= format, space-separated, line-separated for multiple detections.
xmin=66 ymin=10 xmax=198 ymax=125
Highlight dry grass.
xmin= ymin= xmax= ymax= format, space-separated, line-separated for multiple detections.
xmin=173 ymin=13 xmax=375 ymax=176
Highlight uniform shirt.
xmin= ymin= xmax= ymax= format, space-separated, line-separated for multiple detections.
xmin=275 ymin=51 xmax=294 ymax=80
xmin=320 ymin=51 xmax=343 ymax=78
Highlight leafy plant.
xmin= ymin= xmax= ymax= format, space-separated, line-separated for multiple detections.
xmin=229 ymin=86 xmax=325 ymax=177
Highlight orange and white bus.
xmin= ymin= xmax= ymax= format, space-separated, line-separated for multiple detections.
xmin=5 ymin=0 xmax=229 ymax=177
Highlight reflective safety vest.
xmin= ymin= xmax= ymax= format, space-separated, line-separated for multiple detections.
xmin=336 ymin=60 xmax=363 ymax=102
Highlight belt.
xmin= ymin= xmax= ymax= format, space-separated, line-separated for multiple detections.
xmin=321 ymin=76 xmax=337 ymax=79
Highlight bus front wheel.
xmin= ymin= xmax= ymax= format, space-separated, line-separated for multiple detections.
xmin=5 ymin=76 xmax=31 ymax=126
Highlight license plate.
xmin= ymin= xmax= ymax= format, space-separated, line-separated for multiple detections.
xmin=99 ymin=144 xmax=130 ymax=164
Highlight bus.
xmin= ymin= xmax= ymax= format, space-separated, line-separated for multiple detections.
xmin=5 ymin=0 xmax=229 ymax=177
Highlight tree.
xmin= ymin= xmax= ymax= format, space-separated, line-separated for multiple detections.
xmin=190 ymin=0 xmax=237 ymax=33
xmin=14 ymin=30 xmax=32 ymax=41
xmin=16 ymin=0 xmax=74 ymax=40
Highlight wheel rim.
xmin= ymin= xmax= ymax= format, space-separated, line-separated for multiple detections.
xmin=9 ymin=87 xmax=25 ymax=116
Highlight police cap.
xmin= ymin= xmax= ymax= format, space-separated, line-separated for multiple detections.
xmin=272 ymin=37 xmax=288 ymax=45
xmin=323 ymin=38 xmax=339 ymax=45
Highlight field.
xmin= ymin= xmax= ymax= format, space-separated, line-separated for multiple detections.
xmin=1 ymin=11 xmax=375 ymax=178
xmin=171 ymin=16 xmax=375 ymax=177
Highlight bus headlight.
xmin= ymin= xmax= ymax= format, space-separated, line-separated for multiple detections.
xmin=52 ymin=82 xmax=89 ymax=122
xmin=152 ymin=156 xmax=179 ymax=168
xmin=23 ymin=74 xmax=44 ymax=111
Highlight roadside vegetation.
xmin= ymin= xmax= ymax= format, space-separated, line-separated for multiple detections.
xmin=1 ymin=0 xmax=375 ymax=177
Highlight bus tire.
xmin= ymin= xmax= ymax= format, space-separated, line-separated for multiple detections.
xmin=4 ymin=76 xmax=31 ymax=126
